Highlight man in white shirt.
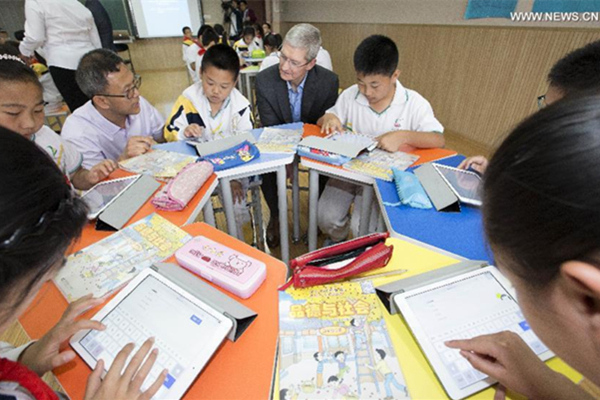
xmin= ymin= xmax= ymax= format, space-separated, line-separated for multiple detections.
xmin=19 ymin=0 xmax=101 ymax=111
xmin=62 ymin=49 xmax=165 ymax=169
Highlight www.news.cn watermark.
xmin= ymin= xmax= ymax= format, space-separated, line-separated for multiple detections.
xmin=511 ymin=12 xmax=600 ymax=22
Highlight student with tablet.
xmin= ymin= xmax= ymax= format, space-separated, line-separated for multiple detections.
xmin=446 ymin=95 xmax=600 ymax=399
xmin=0 ymin=128 xmax=165 ymax=399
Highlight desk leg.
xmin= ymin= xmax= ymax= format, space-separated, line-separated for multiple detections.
xmin=221 ymin=177 xmax=239 ymax=239
xmin=308 ymin=169 xmax=319 ymax=252
xmin=277 ymin=166 xmax=289 ymax=265
xmin=292 ymin=158 xmax=300 ymax=243
xmin=202 ymin=199 xmax=216 ymax=227
xmin=359 ymin=185 xmax=374 ymax=236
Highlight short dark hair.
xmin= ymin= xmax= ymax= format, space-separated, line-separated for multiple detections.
xmin=201 ymin=44 xmax=240 ymax=80
xmin=242 ymin=26 xmax=255 ymax=38
xmin=548 ymin=40 xmax=600 ymax=96
xmin=264 ymin=33 xmax=282 ymax=50
xmin=354 ymin=35 xmax=399 ymax=77
xmin=0 ymin=128 xmax=88 ymax=321
xmin=13 ymin=30 xmax=25 ymax=41
xmin=484 ymin=93 xmax=600 ymax=287
xmin=197 ymin=24 xmax=212 ymax=39
xmin=214 ymin=24 xmax=226 ymax=36
xmin=76 ymin=49 xmax=124 ymax=98
xmin=263 ymin=22 xmax=272 ymax=30
xmin=376 ymin=348 xmax=386 ymax=359
xmin=201 ymin=27 xmax=220 ymax=47
xmin=182 ymin=26 xmax=191 ymax=34
xmin=0 ymin=44 xmax=41 ymax=89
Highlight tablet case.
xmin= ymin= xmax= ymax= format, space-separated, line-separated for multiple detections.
xmin=151 ymin=262 xmax=258 ymax=342
xmin=96 ymin=174 xmax=161 ymax=231
xmin=414 ymin=163 xmax=461 ymax=212
xmin=375 ymin=260 xmax=488 ymax=314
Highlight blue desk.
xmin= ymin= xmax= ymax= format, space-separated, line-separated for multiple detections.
xmin=375 ymin=155 xmax=492 ymax=262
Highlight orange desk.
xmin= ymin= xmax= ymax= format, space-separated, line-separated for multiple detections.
xmin=20 ymin=223 xmax=286 ymax=400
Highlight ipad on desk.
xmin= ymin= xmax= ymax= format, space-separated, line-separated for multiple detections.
xmin=393 ymin=266 xmax=553 ymax=400
xmin=432 ymin=163 xmax=482 ymax=207
xmin=70 ymin=267 xmax=233 ymax=400
xmin=81 ymin=175 xmax=140 ymax=219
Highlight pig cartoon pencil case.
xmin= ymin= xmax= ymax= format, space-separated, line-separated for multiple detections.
xmin=152 ymin=161 xmax=214 ymax=211
xmin=175 ymin=236 xmax=266 ymax=298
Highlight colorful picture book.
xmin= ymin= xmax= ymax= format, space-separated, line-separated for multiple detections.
xmin=119 ymin=149 xmax=197 ymax=180
xmin=256 ymin=127 xmax=304 ymax=153
xmin=343 ymin=149 xmax=420 ymax=181
xmin=54 ymin=213 xmax=192 ymax=302
xmin=279 ymin=281 xmax=410 ymax=399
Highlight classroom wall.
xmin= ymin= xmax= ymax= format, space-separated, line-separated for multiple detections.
xmin=278 ymin=22 xmax=600 ymax=153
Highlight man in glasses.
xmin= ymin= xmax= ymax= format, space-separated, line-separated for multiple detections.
xmin=255 ymin=23 xmax=339 ymax=248
xmin=62 ymin=49 xmax=164 ymax=169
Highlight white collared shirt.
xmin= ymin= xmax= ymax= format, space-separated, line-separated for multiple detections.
xmin=33 ymin=125 xmax=82 ymax=176
xmin=19 ymin=0 xmax=101 ymax=70
xmin=326 ymin=81 xmax=444 ymax=137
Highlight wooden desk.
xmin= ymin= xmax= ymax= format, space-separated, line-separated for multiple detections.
xmin=20 ymin=223 xmax=287 ymax=400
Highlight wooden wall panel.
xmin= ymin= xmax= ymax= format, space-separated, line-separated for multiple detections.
xmin=128 ymin=38 xmax=184 ymax=72
xmin=282 ymin=22 xmax=600 ymax=152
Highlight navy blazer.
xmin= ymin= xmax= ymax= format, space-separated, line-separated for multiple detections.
xmin=255 ymin=64 xmax=339 ymax=127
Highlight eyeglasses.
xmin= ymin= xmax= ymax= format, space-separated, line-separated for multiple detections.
xmin=279 ymin=52 xmax=312 ymax=69
xmin=96 ymin=75 xmax=142 ymax=99
xmin=537 ymin=94 xmax=547 ymax=109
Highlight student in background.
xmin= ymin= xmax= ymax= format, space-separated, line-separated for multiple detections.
xmin=240 ymin=0 xmax=257 ymax=24
xmin=255 ymin=23 xmax=339 ymax=248
xmin=62 ymin=49 xmax=164 ymax=169
xmin=318 ymin=35 xmax=443 ymax=244
xmin=253 ymin=22 xmax=265 ymax=50
xmin=0 ymin=128 xmax=165 ymax=400
xmin=214 ymin=24 xmax=229 ymax=45
xmin=258 ymin=33 xmax=282 ymax=72
xmin=0 ymin=47 xmax=115 ymax=190
xmin=195 ymin=27 xmax=220 ymax=78
xmin=182 ymin=26 xmax=194 ymax=57
xmin=262 ymin=22 xmax=272 ymax=37
xmin=185 ymin=24 xmax=213 ymax=76
xmin=446 ymin=94 xmax=600 ymax=400
xmin=19 ymin=0 xmax=101 ymax=112
xmin=164 ymin=44 xmax=253 ymax=237
xmin=459 ymin=39 xmax=600 ymax=174
xmin=233 ymin=26 xmax=261 ymax=57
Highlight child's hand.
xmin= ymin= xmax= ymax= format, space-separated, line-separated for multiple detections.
xmin=320 ymin=114 xmax=343 ymax=134
xmin=87 ymin=160 xmax=118 ymax=186
xmin=458 ymin=156 xmax=489 ymax=175
xmin=376 ymin=131 xmax=408 ymax=152
xmin=122 ymin=136 xmax=154 ymax=160
xmin=19 ymin=294 xmax=106 ymax=376
xmin=84 ymin=338 xmax=167 ymax=400
xmin=231 ymin=180 xmax=245 ymax=204
xmin=446 ymin=331 xmax=584 ymax=400
xmin=184 ymin=124 xmax=204 ymax=138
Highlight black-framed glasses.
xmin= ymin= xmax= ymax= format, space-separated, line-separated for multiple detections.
xmin=537 ymin=94 xmax=547 ymax=109
xmin=96 ymin=75 xmax=142 ymax=100
xmin=279 ymin=52 xmax=312 ymax=69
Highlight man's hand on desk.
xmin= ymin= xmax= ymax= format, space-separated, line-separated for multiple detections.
xmin=120 ymin=136 xmax=155 ymax=160
xmin=18 ymin=294 xmax=106 ymax=376
xmin=446 ymin=331 xmax=593 ymax=400
xmin=319 ymin=113 xmax=343 ymax=135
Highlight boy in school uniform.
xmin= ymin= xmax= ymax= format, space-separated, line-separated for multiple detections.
xmin=318 ymin=35 xmax=444 ymax=244
xmin=194 ymin=27 xmax=220 ymax=79
xmin=164 ymin=44 xmax=253 ymax=236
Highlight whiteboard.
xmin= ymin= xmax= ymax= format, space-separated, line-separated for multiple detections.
xmin=128 ymin=0 xmax=203 ymax=38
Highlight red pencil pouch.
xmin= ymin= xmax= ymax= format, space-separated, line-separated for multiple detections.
xmin=279 ymin=232 xmax=393 ymax=290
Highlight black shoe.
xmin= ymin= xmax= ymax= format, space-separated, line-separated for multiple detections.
xmin=267 ymin=218 xmax=280 ymax=248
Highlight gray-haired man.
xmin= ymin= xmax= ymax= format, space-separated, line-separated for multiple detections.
xmin=255 ymin=23 xmax=339 ymax=248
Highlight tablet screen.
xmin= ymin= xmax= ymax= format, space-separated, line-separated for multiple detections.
xmin=76 ymin=274 xmax=227 ymax=396
xmin=403 ymin=270 xmax=548 ymax=390
xmin=434 ymin=164 xmax=482 ymax=205
xmin=81 ymin=176 xmax=138 ymax=218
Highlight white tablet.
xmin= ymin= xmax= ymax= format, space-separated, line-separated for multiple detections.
xmin=81 ymin=175 xmax=141 ymax=219
xmin=70 ymin=268 xmax=233 ymax=400
xmin=393 ymin=266 xmax=553 ymax=400
xmin=432 ymin=163 xmax=482 ymax=207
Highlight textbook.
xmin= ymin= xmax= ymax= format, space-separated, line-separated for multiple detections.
xmin=54 ymin=213 xmax=192 ymax=302
xmin=343 ymin=149 xmax=420 ymax=181
xmin=256 ymin=126 xmax=304 ymax=153
xmin=119 ymin=149 xmax=197 ymax=180
xmin=278 ymin=280 xmax=410 ymax=400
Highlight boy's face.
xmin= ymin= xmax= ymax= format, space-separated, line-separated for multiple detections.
xmin=0 ymin=81 xmax=44 ymax=139
xmin=201 ymin=65 xmax=237 ymax=106
xmin=184 ymin=28 xmax=192 ymax=38
xmin=243 ymin=34 xmax=254 ymax=45
xmin=356 ymin=70 xmax=400 ymax=107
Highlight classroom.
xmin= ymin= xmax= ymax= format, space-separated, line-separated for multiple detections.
xmin=1 ymin=0 xmax=600 ymax=399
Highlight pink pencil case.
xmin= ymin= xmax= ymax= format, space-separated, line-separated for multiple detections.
xmin=175 ymin=236 xmax=266 ymax=299
xmin=152 ymin=161 xmax=213 ymax=211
